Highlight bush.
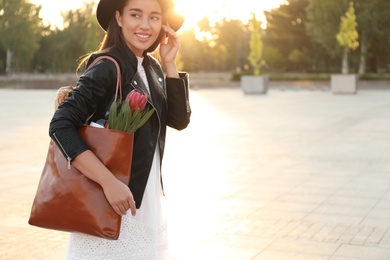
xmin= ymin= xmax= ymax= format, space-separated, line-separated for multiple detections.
xmin=231 ymin=72 xmax=330 ymax=81
xmin=359 ymin=73 xmax=390 ymax=80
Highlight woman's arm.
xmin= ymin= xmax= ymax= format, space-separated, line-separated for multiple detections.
xmin=50 ymin=58 xmax=135 ymax=216
xmin=165 ymin=74 xmax=191 ymax=130
xmin=159 ymin=25 xmax=191 ymax=130
xmin=160 ymin=25 xmax=180 ymax=78
xmin=72 ymin=150 xmax=136 ymax=216
xmin=50 ymin=59 xmax=118 ymax=161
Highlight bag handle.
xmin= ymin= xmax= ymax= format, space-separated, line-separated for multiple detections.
xmin=54 ymin=56 xmax=122 ymax=111
xmin=87 ymin=55 xmax=122 ymax=101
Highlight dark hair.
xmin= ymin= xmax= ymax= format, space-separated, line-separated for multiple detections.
xmin=99 ymin=0 xmax=128 ymax=52
xmin=77 ymin=0 xmax=129 ymax=71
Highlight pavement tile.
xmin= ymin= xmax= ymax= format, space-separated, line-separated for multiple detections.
xmin=333 ymin=244 xmax=390 ymax=259
xmin=264 ymin=239 xmax=339 ymax=256
xmin=365 ymin=228 xmax=388 ymax=246
xmin=350 ymin=226 xmax=376 ymax=245
xmin=254 ymin=250 xmax=330 ymax=260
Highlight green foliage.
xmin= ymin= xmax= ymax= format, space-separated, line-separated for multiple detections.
xmin=263 ymin=46 xmax=283 ymax=70
xmin=33 ymin=2 xmax=104 ymax=72
xmin=248 ymin=13 xmax=263 ymax=75
xmin=288 ymin=49 xmax=305 ymax=64
xmin=0 ymin=0 xmax=43 ymax=72
xmin=231 ymin=72 xmax=330 ymax=81
xmin=264 ymin=0 xmax=314 ymax=71
xmin=350 ymin=0 xmax=390 ymax=73
xmin=336 ymin=2 xmax=359 ymax=74
xmin=1 ymin=0 xmax=390 ymax=74
xmin=213 ymin=18 xmax=249 ymax=71
xmin=359 ymin=73 xmax=390 ymax=80
xmin=336 ymin=2 xmax=359 ymax=50
xmin=306 ymin=0 xmax=350 ymax=58
xmin=193 ymin=17 xmax=249 ymax=72
xmin=178 ymin=29 xmax=203 ymax=71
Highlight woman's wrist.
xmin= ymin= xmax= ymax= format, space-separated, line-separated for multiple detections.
xmin=164 ymin=61 xmax=179 ymax=78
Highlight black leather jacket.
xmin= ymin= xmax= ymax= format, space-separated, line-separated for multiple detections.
xmin=49 ymin=44 xmax=191 ymax=208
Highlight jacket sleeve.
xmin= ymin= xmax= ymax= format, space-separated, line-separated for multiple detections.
xmin=49 ymin=59 xmax=118 ymax=162
xmin=166 ymin=72 xmax=191 ymax=130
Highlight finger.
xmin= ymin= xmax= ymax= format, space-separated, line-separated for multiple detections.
xmin=160 ymin=33 xmax=167 ymax=45
xmin=162 ymin=25 xmax=177 ymax=40
xmin=162 ymin=24 xmax=172 ymax=33
xmin=119 ymin=201 xmax=130 ymax=215
xmin=129 ymin=200 xmax=137 ymax=216
xmin=113 ymin=205 xmax=125 ymax=216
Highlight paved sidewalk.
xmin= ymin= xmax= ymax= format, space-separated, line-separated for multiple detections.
xmin=1 ymin=87 xmax=390 ymax=259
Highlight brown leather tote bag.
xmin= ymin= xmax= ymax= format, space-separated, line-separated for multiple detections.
xmin=29 ymin=126 xmax=133 ymax=240
xmin=29 ymin=56 xmax=132 ymax=240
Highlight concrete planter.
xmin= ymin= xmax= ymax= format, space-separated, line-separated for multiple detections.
xmin=241 ymin=75 xmax=269 ymax=94
xmin=331 ymin=74 xmax=357 ymax=94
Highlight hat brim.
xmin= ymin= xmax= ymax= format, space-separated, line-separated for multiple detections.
xmin=96 ymin=0 xmax=184 ymax=32
xmin=96 ymin=0 xmax=116 ymax=32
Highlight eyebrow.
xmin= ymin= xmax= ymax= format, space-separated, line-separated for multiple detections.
xmin=128 ymin=8 xmax=162 ymax=15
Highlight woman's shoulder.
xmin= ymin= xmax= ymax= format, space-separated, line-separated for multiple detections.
xmin=145 ymin=53 xmax=161 ymax=67
xmin=88 ymin=49 xmax=122 ymax=67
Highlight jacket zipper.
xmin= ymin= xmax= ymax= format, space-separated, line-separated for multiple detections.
xmin=53 ymin=132 xmax=72 ymax=169
xmin=183 ymin=82 xmax=190 ymax=113
xmin=148 ymin=97 xmax=161 ymax=145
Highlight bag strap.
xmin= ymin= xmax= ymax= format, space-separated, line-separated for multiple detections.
xmin=87 ymin=55 xmax=122 ymax=101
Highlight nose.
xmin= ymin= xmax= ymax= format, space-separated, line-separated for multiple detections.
xmin=139 ymin=17 xmax=150 ymax=30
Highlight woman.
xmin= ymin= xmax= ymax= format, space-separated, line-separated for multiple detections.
xmin=49 ymin=0 xmax=190 ymax=258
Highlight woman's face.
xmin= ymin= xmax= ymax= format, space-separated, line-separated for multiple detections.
xmin=116 ymin=0 xmax=162 ymax=56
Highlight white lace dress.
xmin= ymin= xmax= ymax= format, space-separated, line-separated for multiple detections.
xmin=67 ymin=57 xmax=169 ymax=260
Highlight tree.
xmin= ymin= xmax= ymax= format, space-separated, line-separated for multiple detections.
xmin=262 ymin=46 xmax=283 ymax=71
xmin=178 ymin=29 xmax=204 ymax=71
xmin=336 ymin=2 xmax=359 ymax=74
xmin=306 ymin=0 xmax=350 ymax=60
xmin=196 ymin=17 xmax=248 ymax=72
xmin=247 ymin=13 xmax=263 ymax=75
xmin=264 ymin=0 xmax=314 ymax=72
xmin=288 ymin=48 xmax=305 ymax=71
xmin=0 ymin=0 xmax=43 ymax=73
xmin=306 ymin=0 xmax=390 ymax=73
xmin=33 ymin=1 xmax=103 ymax=72
xmin=214 ymin=18 xmax=248 ymax=71
xmin=354 ymin=0 xmax=390 ymax=73
xmin=0 ymin=42 xmax=6 ymax=73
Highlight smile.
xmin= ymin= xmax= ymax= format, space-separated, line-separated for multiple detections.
xmin=136 ymin=34 xmax=151 ymax=39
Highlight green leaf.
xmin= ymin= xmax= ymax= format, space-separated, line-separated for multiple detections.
xmin=107 ymin=102 xmax=155 ymax=133
xmin=131 ymin=108 xmax=141 ymax=123
xmin=129 ymin=112 xmax=142 ymax=133
xmin=122 ymin=102 xmax=131 ymax=131
xmin=108 ymin=101 xmax=118 ymax=130
xmin=116 ymin=103 xmax=125 ymax=131
xmin=137 ymin=108 xmax=155 ymax=129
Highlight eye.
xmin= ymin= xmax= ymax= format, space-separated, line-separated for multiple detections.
xmin=130 ymin=13 xmax=141 ymax=18
xmin=151 ymin=15 xmax=161 ymax=21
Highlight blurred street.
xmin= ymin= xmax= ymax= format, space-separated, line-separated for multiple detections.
xmin=1 ymin=85 xmax=390 ymax=259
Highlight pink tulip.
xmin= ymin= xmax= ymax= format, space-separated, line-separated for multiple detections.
xmin=126 ymin=89 xmax=148 ymax=112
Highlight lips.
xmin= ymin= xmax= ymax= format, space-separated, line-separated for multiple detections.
xmin=135 ymin=33 xmax=151 ymax=40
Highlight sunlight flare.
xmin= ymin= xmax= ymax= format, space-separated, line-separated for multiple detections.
xmin=30 ymin=0 xmax=285 ymax=29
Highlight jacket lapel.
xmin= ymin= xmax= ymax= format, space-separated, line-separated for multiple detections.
xmin=122 ymin=49 xmax=164 ymax=118
xmin=145 ymin=68 xmax=164 ymax=116
xmin=130 ymin=73 xmax=153 ymax=105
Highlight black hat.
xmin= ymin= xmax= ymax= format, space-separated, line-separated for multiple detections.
xmin=96 ymin=0 xmax=184 ymax=32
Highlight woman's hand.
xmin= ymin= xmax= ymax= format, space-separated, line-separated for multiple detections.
xmin=72 ymin=150 xmax=136 ymax=216
xmin=159 ymin=25 xmax=180 ymax=78
xmin=102 ymin=177 xmax=137 ymax=216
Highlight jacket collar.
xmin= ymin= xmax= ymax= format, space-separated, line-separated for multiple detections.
xmin=94 ymin=43 xmax=165 ymax=114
